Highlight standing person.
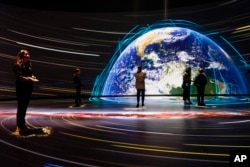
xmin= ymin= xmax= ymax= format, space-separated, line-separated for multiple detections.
xmin=182 ymin=67 xmax=192 ymax=105
xmin=194 ymin=68 xmax=207 ymax=106
xmin=13 ymin=49 xmax=38 ymax=134
xmin=134 ymin=65 xmax=146 ymax=108
xmin=73 ymin=67 xmax=83 ymax=107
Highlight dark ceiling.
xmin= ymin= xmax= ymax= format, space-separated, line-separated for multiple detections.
xmin=0 ymin=0 xmax=224 ymax=12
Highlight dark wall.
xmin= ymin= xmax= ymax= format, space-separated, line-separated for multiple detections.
xmin=0 ymin=0 xmax=249 ymax=100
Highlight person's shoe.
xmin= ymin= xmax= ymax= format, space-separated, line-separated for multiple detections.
xmin=201 ymin=103 xmax=206 ymax=106
xmin=17 ymin=126 xmax=30 ymax=135
xmin=136 ymin=104 xmax=139 ymax=108
xmin=15 ymin=127 xmax=21 ymax=134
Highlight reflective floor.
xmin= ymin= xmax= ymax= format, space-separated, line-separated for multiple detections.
xmin=1 ymin=97 xmax=250 ymax=167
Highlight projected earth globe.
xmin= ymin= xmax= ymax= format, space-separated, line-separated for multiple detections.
xmin=102 ymin=27 xmax=247 ymax=96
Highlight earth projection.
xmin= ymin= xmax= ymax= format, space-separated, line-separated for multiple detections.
xmin=93 ymin=25 xmax=248 ymax=103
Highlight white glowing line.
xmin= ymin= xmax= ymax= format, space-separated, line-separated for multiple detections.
xmin=218 ymin=120 xmax=250 ymax=124
xmin=97 ymin=125 xmax=174 ymax=135
xmin=97 ymin=125 xmax=250 ymax=138
xmin=219 ymin=0 xmax=237 ymax=6
xmin=17 ymin=42 xmax=100 ymax=57
xmin=9 ymin=29 xmax=89 ymax=46
xmin=9 ymin=29 xmax=111 ymax=47
xmin=97 ymin=148 xmax=227 ymax=163
xmin=0 ymin=139 xmax=98 ymax=167
xmin=73 ymin=27 xmax=129 ymax=35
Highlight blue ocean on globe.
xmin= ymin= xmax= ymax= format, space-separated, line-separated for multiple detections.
xmin=101 ymin=26 xmax=248 ymax=98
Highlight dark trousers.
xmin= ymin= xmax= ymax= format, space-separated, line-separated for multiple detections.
xmin=16 ymin=86 xmax=32 ymax=129
xmin=183 ymin=86 xmax=191 ymax=102
xmin=75 ymin=87 xmax=82 ymax=106
xmin=136 ymin=89 xmax=145 ymax=105
xmin=197 ymin=86 xmax=205 ymax=105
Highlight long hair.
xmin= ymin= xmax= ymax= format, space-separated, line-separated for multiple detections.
xmin=15 ymin=49 xmax=29 ymax=66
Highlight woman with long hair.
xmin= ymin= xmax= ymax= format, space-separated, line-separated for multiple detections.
xmin=13 ymin=49 xmax=38 ymax=134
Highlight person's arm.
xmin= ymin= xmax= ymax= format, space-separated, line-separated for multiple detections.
xmin=204 ymin=74 xmax=207 ymax=85
xmin=193 ymin=75 xmax=198 ymax=86
xmin=13 ymin=64 xmax=38 ymax=82
xmin=26 ymin=76 xmax=39 ymax=82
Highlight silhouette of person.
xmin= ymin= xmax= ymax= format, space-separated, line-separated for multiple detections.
xmin=134 ymin=65 xmax=146 ymax=107
xmin=73 ymin=67 xmax=83 ymax=107
xmin=194 ymin=68 xmax=207 ymax=106
xmin=182 ymin=67 xmax=192 ymax=105
xmin=13 ymin=49 xmax=38 ymax=134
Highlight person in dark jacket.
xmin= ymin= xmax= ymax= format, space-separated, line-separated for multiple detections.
xmin=134 ymin=65 xmax=146 ymax=108
xmin=182 ymin=67 xmax=192 ymax=105
xmin=73 ymin=67 xmax=83 ymax=107
xmin=13 ymin=49 xmax=38 ymax=134
xmin=194 ymin=68 xmax=207 ymax=106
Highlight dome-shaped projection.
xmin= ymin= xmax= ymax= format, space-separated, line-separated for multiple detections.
xmin=92 ymin=20 xmax=248 ymax=100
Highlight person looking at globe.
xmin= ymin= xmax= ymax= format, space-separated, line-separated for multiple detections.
xmin=134 ymin=65 xmax=146 ymax=108
xmin=194 ymin=68 xmax=207 ymax=106
xmin=73 ymin=67 xmax=83 ymax=107
xmin=182 ymin=67 xmax=193 ymax=105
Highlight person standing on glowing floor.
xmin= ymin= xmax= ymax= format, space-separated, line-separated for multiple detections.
xmin=182 ymin=67 xmax=193 ymax=105
xmin=134 ymin=65 xmax=146 ymax=108
xmin=13 ymin=49 xmax=39 ymax=135
xmin=194 ymin=68 xmax=207 ymax=106
xmin=73 ymin=67 xmax=83 ymax=107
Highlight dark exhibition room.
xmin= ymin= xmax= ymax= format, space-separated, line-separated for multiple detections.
xmin=0 ymin=0 xmax=250 ymax=166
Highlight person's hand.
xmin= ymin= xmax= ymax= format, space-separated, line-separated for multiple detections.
xmin=28 ymin=76 xmax=39 ymax=82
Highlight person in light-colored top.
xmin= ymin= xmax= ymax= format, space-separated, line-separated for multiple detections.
xmin=134 ymin=65 xmax=146 ymax=107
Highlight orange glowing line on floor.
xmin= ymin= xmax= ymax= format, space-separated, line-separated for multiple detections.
xmin=112 ymin=144 xmax=229 ymax=157
xmin=60 ymin=131 xmax=228 ymax=157
xmin=61 ymin=117 xmax=125 ymax=134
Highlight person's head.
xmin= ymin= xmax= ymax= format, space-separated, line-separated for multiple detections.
xmin=137 ymin=65 xmax=142 ymax=72
xmin=185 ymin=67 xmax=191 ymax=73
xmin=16 ymin=49 xmax=30 ymax=65
xmin=75 ymin=67 xmax=81 ymax=75
xmin=198 ymin=68 xmax=204 ymax=73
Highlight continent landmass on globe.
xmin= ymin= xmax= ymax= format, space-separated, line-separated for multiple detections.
xmin=99 ymin=26 xmax=247 ymax=97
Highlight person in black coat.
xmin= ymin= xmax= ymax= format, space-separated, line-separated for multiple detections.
xmin=194 ymin=68 xmax=207 ymax=106
xmin=73 ymin=67 xmax=83 ymax=107
xmin=182 ymin=67 xmax=192 ymax=105
xmin=13 ymin=49 xmax=38 ymax=134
